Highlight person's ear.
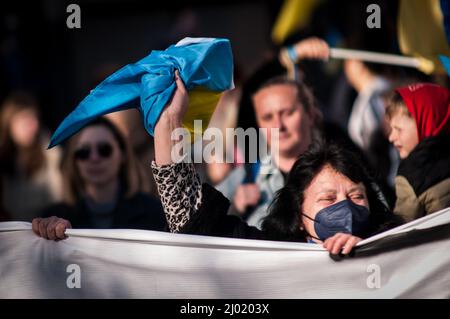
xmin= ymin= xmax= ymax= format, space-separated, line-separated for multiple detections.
xmin=299 ymin=212 xmax=305 ymax=230
xmin=299 ymin=219 xmax=308 ymax=238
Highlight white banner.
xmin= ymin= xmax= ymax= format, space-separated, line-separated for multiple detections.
xmin=1 ymin=208 xmax=449 ymax=299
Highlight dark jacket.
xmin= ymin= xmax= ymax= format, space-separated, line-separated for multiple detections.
xmin=41 ymin=192 xmax=167 ymax=231
xmin=394 ymin=135 xmax=450 ymax=222
xmin=181 ymin=184 xmax=265 ymax=240
xmin=182 ymin=184 xmax=401 ymax=242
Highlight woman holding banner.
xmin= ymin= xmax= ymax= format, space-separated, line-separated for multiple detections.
xmin=150 ymin=71 xmax=403 ymax=256
xmin=32 ymin=117 xmax=167 ymax=239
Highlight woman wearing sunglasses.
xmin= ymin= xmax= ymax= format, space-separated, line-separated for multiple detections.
xmin=32 ymin=117 xmax=167 ymax=240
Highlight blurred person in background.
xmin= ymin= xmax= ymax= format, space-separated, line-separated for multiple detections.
xmin=91 ymin=63 xmax=159 ymax=198
xmin=286 ymin=36 xmax=399 ymax=188
xmin=32 ymin=117 xmax=167 ymax=240
xmin=386 ymin=83 xmax=450 ymax=222
xmin=205 ymin=89 xmax=242 ymax=185
xmin=343 ymin=58 xmax=398 ymax=188
xmin=0 ymin=91 xmax=62 ymax=221
xmin=216 ymin=76 xmax=319 ymax=230
xmin=205 ymin=66 xmax=244 ymax=185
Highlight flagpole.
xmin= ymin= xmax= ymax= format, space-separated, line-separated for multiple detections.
xmin=329 ymin=48 xmax=434 ymax=74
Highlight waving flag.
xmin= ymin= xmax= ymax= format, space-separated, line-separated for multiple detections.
xmin=48 ymin=37 xmax=234 ymax=148
xmin=398 ymin=0 xmax=450 ymax=74
xmin=271 ymin=0 xmax=321 ymax=45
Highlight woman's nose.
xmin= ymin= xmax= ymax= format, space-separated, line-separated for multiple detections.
xmin=335 ymin=195 xmax=347 ymax=203
xmin=89 ymin=148 xmax=102 ymax=161
xmin=275 ymin=116 xmax=288 ymax=131
xmin=272 ymin=115 xmax=282 ymax=129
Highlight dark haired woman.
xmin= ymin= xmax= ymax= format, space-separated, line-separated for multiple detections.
xmin=150 ymin=71 xmax=402 ymax=255
xmin=32 ymin=117 xmax=167 ymax=240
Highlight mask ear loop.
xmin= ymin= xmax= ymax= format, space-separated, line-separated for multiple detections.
xmin=301 ymin=212 xmax=315 ymax=222
xmin=300 ymin=212 xmax=321 ymax=242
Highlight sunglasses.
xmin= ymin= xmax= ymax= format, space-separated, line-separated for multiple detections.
xmin=74 ymin=142 xmax=114 ymax=161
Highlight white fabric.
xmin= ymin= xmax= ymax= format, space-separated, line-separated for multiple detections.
xmin=1 ymin=208 xmax=449 ymax=299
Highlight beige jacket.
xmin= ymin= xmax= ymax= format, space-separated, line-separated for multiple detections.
xmin=394 ymin=176 xmax=450 ymax=222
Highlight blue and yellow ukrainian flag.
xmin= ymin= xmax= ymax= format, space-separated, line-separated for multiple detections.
xmin=48 ymin=37 xmax=234 ymax=148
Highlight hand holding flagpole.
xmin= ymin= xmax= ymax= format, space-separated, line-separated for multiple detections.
xmin=280 ymin=37 xmax=436 ymax=77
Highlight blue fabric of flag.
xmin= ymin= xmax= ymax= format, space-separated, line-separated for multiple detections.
xmin=49 ymin=37 xmax=233 ymax=148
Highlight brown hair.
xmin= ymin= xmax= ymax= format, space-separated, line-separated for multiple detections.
xmin=253 ymin=76 xmax=323 ymax=135
xmin=254 ymin=77 xmax=316 ymax=115
xmin=61 ymin=117 xmax=148 ymax=205
xmin=385 ymin=91 xmax=412 ymax=120
xmin=0 ymin=91 xmax=45 ymax=177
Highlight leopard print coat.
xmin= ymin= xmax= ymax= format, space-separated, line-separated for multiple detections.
xmin=151 ymin=161 xmax=202 ymax=233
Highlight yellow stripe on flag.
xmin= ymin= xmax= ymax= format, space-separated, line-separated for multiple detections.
xmin=398 ymin=0 xmax=450 ymax=73
xmin=272 ymin=0 xmax=321 ymax=45
xmin=184 ymin=87 xmax=223 ymax=141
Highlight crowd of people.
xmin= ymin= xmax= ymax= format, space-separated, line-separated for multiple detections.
xmin=1 ymin=11 xmax=449 ymax=258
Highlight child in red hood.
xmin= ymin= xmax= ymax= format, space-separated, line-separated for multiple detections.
xmin=386 ymin=83 xmax=450 ymax=222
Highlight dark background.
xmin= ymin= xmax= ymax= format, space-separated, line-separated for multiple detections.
xmin=0 ymin=0 xmax=283 ymax=130
xmin=1 ymin=0 xmax=420 ymax=132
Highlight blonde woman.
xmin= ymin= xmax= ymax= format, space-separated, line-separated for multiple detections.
xmin=33 ymin=117 xmax=167 ymax=239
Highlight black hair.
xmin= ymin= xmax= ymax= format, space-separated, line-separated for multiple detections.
xmin=261 ymin=142 xmax=403 ymax=241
